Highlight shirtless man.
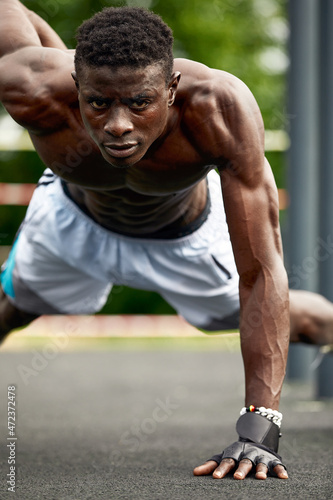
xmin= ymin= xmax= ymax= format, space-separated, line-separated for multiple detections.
xmin=1 ymin=0 xmax=333 ymax=481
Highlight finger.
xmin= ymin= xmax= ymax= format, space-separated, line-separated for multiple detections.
xmin=193 ymin=461 xmax=219 ymax=476
xmin=212 ymin=458 xmax=236 ymax=479
xmin=273 ymin=464 xmax=288 ymax=479
xmin=233 ymin=458 xmax=253 ymax=480
xmin=255 ymin=462 xmax=268 ymax=480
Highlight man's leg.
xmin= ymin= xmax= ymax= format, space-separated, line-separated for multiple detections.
xmin=0 ymin=288 xmax=39 ymax=343
xmin=289 ymin=289 xmax=333 ymax=345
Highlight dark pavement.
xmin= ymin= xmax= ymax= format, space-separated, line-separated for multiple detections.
xmin=0 ymin=342 xmax=332 ymax=499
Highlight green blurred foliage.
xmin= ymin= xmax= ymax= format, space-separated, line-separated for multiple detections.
xmin=99 ymin=286 xmax=176 ymax=314
xmin=155 ymin=0 xmax=288 ymax=129
xmin=0 ymin=150 xmax=45 ymax=183
xmin=23 ymin=0 xmax=288 ymax=127
xmin=1 ymin=0 xmax=288 ymax=314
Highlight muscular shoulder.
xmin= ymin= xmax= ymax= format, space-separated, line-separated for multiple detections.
xmin=0 ymin=47 xmax=77 ymax=133
xmin=175 ymin=59 xmax=265 ymax=163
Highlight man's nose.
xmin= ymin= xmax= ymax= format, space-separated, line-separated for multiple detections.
xmin=104 ymin=106 xmax=134 ymax=137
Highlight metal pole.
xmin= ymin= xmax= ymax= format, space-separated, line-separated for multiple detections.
xmin=286 ymin=0 xmax=319 ymax=381
xmin=316 ymin=0 xmax=333 ymax=398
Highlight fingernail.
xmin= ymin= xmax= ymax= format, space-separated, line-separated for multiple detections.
xmin=215 ymin=471 xmax=222 ymax=478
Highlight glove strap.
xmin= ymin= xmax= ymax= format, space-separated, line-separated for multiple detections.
xmin=236 ymin=412 xmax=280 ymax=452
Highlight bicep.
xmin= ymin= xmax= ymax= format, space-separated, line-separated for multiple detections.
xmin=212 ymin=80 xmax=283 ymax=282
xmin=219 ymin=157 xmax=283 ymax=286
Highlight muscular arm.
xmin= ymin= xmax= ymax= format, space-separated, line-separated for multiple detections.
xmin=0 ymin=0 xmax=66 ymax=56
xmin=0 ymin=0 xmax=75 ymax=133
xmin=214 ymin=75 xmax=289 ymax=409
xmin=221 ymin=157 xmax=289 ymax=408
xmin=218 ymin=94 xmax=289 ymax=478
xmin=193 ymin=72 xmax=289 ymax=480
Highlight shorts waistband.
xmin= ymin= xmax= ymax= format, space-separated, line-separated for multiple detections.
xmin=61 ymin=180 xmax=211 ymax=240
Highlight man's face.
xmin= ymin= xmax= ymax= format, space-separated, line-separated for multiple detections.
xmin=75 ymin=63 xmax=178 ymax=168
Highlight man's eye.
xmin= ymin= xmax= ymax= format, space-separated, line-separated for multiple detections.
xmin=130 ymin=100 xmax=149 ymax=110
xmin=89 ymin=100 xmax=108 ymax=110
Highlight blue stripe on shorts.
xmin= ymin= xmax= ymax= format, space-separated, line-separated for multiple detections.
xmin=0 ymin=238 xmax=19 ymax=298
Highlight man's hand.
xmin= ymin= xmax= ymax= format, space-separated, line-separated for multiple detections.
xmin=193 ymin=442 xmax=288 ymax=480
xmin=194 ymin=411 xmax=288 ymax=480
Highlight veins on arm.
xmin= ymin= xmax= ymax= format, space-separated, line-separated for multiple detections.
xmin=221 ymin=160 xmax=289 ymax=407
xmin=215 ymin=81 xmax=289 ymax=408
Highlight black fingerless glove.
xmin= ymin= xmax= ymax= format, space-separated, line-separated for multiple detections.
xmin=208 ymin=412 xmax=286 ymax=474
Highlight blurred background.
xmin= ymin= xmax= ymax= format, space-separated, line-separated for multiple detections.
xmin=1 ymin=5 xmax=332 ymax=498
xmin=0 ymin=0 xmax=289 ymax=314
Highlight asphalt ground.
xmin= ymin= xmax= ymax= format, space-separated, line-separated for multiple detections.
xmin=0 ymin=337 xmax=332 ymax=500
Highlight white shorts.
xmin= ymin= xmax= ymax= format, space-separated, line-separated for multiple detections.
xmin=1 ymin=169 xmax=240 ymax=330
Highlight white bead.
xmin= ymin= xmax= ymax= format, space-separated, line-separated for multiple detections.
xmin=239 ymin=406 xmax=283 ymax=427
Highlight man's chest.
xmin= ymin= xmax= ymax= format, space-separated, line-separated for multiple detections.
xmin=32 ymin=125 xmax=219 ymax=195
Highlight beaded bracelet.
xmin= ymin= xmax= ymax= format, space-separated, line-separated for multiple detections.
xmin=240 ymin=405 xmax=283 ymax=428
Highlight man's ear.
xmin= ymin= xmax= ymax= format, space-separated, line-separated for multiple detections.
xmin=168 ymin=71 xmax=181 ymax=107
xmin=71 ymin=71 xmax=79 ymax=90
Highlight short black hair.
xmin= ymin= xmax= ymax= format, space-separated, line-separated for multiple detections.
xmin=75 ymin=6 xmax=174 ymax=83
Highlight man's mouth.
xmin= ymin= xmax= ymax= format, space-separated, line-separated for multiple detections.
xmin=103 ymin=143 xmax=139 ymax=158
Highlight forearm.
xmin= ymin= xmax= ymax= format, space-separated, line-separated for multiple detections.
xmin=239 ymin=263 xmax=289 ymax=408
xmin=0 ymin=0 xmax=65 ymax=57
